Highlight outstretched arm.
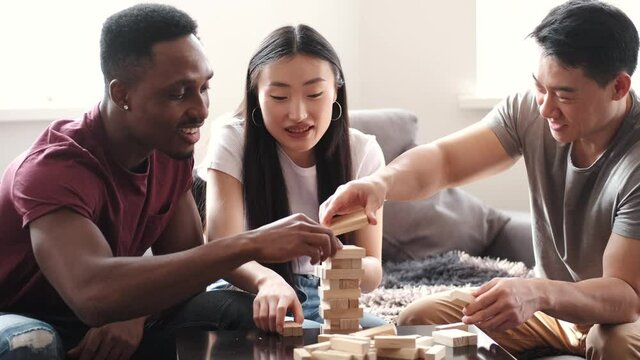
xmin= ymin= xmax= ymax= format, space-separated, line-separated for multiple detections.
xmin=320 ymin=123 xmax=516 ymax=225
xmin=30 ymin=191 xmax=339 ymax=327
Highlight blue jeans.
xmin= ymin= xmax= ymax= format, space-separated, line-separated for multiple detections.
xmin=293 ymin=274 xmax=387 ymax=329
xmin=210 ymin=275 xmax=387 ymax=329
xmin=0 ymin=314 xmax=64 ymax=360
xmin=0 ymin=289 xmax=256 ymax=359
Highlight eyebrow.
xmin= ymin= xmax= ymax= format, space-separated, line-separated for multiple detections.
xmin=268 ymin=77 xmax=327 ymax=88
xmin=169 ymin=71 xmax=214 ymax=87
xmin=532 ymin=74 xmax=577 ymax=93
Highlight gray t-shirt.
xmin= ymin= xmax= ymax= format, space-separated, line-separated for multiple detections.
xmin=484 ymin=89 xmax=640 ymax=281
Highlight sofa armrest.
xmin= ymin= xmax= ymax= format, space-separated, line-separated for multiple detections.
xmin=482 ymin=210 xmax=534 ymax=268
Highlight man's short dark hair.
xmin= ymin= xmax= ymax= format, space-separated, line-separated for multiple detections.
xmin=100 ymin=3 xmax=198 ymax=85
xmin=530 ymin=0 xmax=639 ymax=86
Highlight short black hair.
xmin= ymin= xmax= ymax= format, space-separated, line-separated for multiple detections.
xmin=530 ymin=0 xmax=639 ymax=86
xmin=100 ymin=3 xmax=198 ymax=85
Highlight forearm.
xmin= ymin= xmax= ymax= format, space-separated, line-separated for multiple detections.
xmin=377 ymin=144 xmax=447 ymax=202
xmin=360 ymin=256 xmax=383 ymax=293
xmin=75 ymin=235 xmax=256 ymax=326
xmin=224 ymin=261 xmax=284 ymax=294
xmin=539 ymin=277 xmax=640 ymax=324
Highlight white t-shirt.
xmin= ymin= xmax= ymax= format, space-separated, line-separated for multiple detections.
xmin=198 ymin=117 xmax=385 ymax=274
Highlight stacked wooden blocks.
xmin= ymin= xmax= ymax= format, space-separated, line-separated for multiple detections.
xmin=318 ymin=245 xmax=366 ymax=335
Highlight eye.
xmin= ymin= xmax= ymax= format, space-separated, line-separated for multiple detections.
xmin=171 ymin=93 xmax=185 ymax=101
xmin=308 ymin=92 xmax=323 ymax=99
xmin=270 ymin=95 xmax=287 ymax=101
xmin=200 ymin=83 xmax=210 ymax=94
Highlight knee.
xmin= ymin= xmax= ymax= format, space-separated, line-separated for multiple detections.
xmin=586 ymin=323 xmax=640 ymax=359
xmin=0 ymin=315 xmax=63 ymax=360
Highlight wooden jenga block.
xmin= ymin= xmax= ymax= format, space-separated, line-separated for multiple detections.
xmin=449 ymin=289 xmax=475 ymax=306
xmin=320 ymin=305 xmax=363 ymax=319
xmin=350 ymin=259 xmax=362 ymax=269
xmin=312 ymin=349 xmax=356 ymax=360
xmin=304 ymin=341 xmax=331 ymax=352
xmin=330 ymin=336 xmax=370 ymax=355
xmin=375 ymin=347 xmax=419 ymax=359
xmin=323 ymin=279 xmax=361 ymax=290
xmin=293 ymin=347 xmax=312 ymax=360
xmin=340 ymin=319 xmax=360 ymax=329
xmin=419 ymin=344 xmax=446 ymax=360
xmin=349 ymin=299 xmax=359 ymax=308
xmin=320 ymin=288 xmax=361 ymax=300
xmin=366 ymin=349 xmax=377 ymax=360
xmin=321 ymin=268 xmax=365 ymax=280
xmin=282 ymin=321 xmax=303 ymax=336
xmin=324 ymin=258 xmax=355 ymax=269
xmin=432 ymin=329 xmax=476 ymax=347
xmin=322 ymin=298 xmax=350 ymax=310
xmin=416 ymin=336 xmax=434 ymax=347
xmin=318 ymin=334 xmax=334 ymax=342
xmin=373 ymin=335 xmax=420 ymax=349
xmin=350 ymin=323 xmax=397 ymax=338
xmin=333 ymin=245 xmax=366 ymax=259
xmin=321 ymin=324 xmax=360 ymax=334
xmin=434 ymin=322 xmax=468 ymax=331
xmin=330 ymin=211 xmax=369 ymax=236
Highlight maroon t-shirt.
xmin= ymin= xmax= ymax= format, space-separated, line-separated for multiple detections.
xmin=0 ymin=105 xmax=193 ymax=316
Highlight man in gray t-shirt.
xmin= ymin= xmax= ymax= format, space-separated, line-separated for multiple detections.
xmin=320 ymin=1 xmax=640 ymax=358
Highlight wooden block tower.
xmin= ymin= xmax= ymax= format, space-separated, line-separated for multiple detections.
xmin=317 ymin=244 xmax=366 ymax=334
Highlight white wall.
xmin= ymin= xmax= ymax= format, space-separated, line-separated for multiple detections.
xmin=0 ymin=0 xmax=530 ymax=211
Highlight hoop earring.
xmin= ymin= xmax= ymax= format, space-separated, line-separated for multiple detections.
xmin=251 ymin=107 xmax=263 ymax=127
xmin=331 ymin=101 xmax=343 ymax=121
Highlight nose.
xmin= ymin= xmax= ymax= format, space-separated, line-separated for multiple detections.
xmin=288 ymin=97 xmax=307 ymax=121
xmin=537 ymin=93 xmax=559 ymax=120
xmin=189 ymin=91 xmax=209 ymax=121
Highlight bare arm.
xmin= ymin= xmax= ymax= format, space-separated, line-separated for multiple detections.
xmin=206 ymin=169 xmax=284 ymax=293
xmin=465 ymin=232 xmax=640 ymax=330
xmin=540 ymin=233 xmax=640 ymax=324
xmin=30 ymin=191 xmax=338 ymax=327
xmin=353 ymin=205 xmax=383 ymax=293
xmin=320 ymin=123 xmax=516 ymax=224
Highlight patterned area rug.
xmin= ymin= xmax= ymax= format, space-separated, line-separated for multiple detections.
xmin=362 ymin=250 xmax=533 ymax=323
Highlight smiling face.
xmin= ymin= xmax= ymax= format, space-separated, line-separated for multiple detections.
xmin=533 ymin=54 xmax=621 ymax=146
xmin=256 ymin=54 xmax=337 ymax=167
xmin=124 ymin=34 xmax=213 ymax=160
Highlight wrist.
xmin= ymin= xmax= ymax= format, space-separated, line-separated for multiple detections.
xmin=533 ymin=278 xmax=555 ymax=311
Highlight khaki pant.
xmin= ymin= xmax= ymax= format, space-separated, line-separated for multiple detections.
xmin=397 ymin=289 xmax=640 ymax=359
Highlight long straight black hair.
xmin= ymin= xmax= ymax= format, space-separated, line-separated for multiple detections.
xmin=241 ymin=25 xmax=353 ymax=285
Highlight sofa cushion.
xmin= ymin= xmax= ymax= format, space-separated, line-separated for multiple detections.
xmin=350 ymin=109 xmax=417 ymax=163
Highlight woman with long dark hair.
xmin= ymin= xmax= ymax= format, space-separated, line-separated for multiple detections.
xmin=203 ymin=24 xmax=385 ymax=333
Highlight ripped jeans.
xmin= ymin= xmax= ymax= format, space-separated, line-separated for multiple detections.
xmin=0 ymin=314 xmax=63 ymax=359
xmin=0 ymin=289 xmax=256 ymax=359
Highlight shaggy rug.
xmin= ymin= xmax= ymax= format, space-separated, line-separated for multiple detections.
xmin=362 ymin=250 xmax=533 ymax=323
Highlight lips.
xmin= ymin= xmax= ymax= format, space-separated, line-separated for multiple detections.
xmin=178 ymin=124 xmax=202 ymax=144
xmin=285 ymin=124 xmax=313 ymax=134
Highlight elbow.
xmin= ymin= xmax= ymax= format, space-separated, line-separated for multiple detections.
xmin=68 ymin=288 xmax=120 ymax=327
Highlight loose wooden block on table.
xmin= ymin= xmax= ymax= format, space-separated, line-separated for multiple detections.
xmin=419 ymin=344 xmax=446 ymax=360
xmin=350 ymin=323 xmax=398 ymax=338
xmin=432 ymin=329 xmax=477 ymax=347
xmin=330 ymin=336 xmax=370 ymax=355
xmin=434 ymin=322 xmax=468 ymax=331
xmin=312 ymin=349 xmax=357 ymax=360
xmin=375 ymin=347 xmax=419 ymax=359
xmin=373 ymin=335 xmax=420 ymax=349
xmin=282 ymin=321 xmax=303 ymax=336
xmin=293 ymin=347 xmax=312 ymax=360
xmin=330 ymin=211 xmax=369 ymax=237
